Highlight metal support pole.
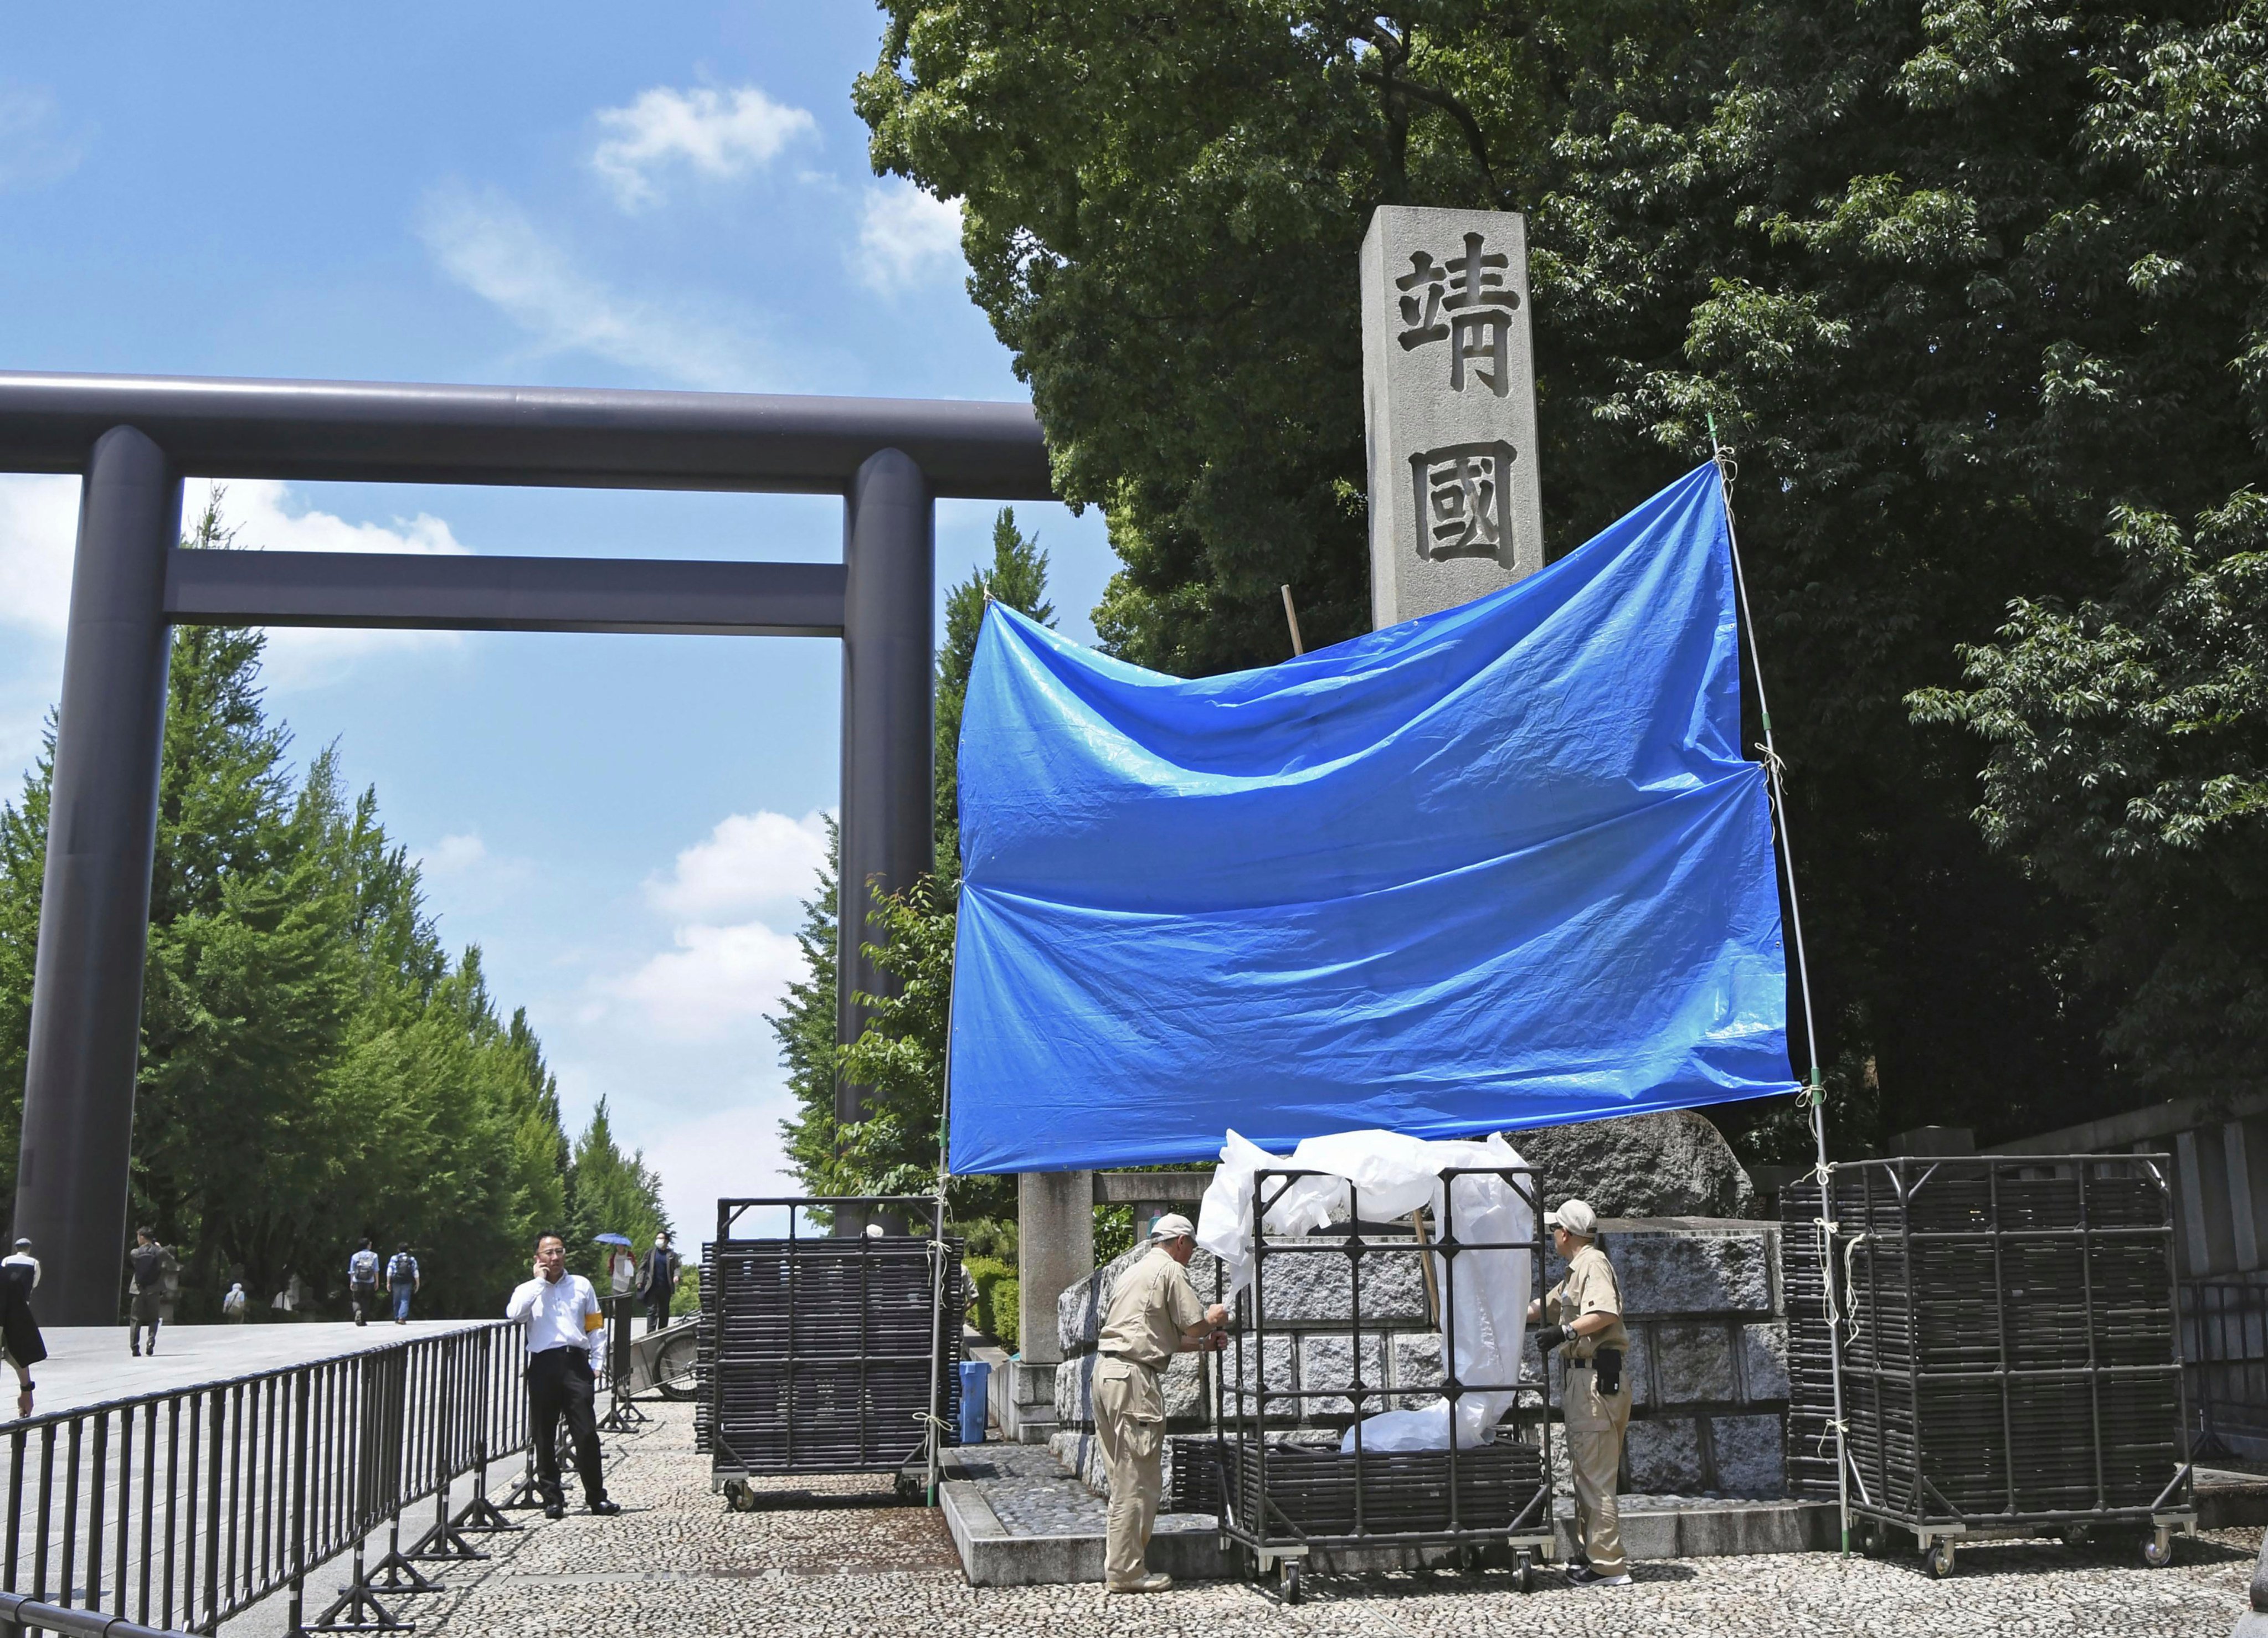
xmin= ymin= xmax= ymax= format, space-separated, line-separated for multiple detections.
xmin=834 ymin=448 xmax=933 ymax=1231
xmin=1707 ymin=429 xmax=1849 ymax=1557
xmin=14 ymin=424 xmax=180 ymax=1321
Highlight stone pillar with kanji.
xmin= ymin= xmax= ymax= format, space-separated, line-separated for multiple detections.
xmin=1359 ymin=206 xmax=1546 ymax=627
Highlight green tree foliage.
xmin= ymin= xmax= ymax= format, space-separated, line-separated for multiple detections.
xmin=936 ymin=508 xmax=1053 ymax=865
xmin=0 ymin=496 xmax=580 ymax=1316
xmin=772 ymin=818 xmax=847 ymax=1198
xmin=564 ymin=1096 xmax=673 ymax=1282
xmin=861 ymin=1 xmax=2268 ymax=1149
xmin=1913 ymin=493 xmax=2268 ymax=1100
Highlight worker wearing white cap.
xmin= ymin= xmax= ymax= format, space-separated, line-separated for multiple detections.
xmin=1527 ymin=1198 xmax=1631 ymax=1586
xmin=1091 ymin=1212 xmax=1229 ymax=1593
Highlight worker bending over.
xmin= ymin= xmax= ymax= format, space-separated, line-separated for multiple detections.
xmin=1528 ymin=1198 xmax=1632 ymax=1587
xmin=1093 ymin=1213 xmax=1228 ymax=1594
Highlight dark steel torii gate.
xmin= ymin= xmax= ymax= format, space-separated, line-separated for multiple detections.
xmin=0 ymin=370 xmax=1054 ymax=1323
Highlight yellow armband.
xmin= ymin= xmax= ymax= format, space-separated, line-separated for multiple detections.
xmin=584 ymin=1311 xmax=606 ymax=1333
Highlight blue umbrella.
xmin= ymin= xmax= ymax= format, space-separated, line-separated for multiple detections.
xmin=592 ymin=1233 xmax=634 ymax=1248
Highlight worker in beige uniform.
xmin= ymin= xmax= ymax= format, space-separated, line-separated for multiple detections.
xmin=1527 ymin=1198 xmax=1632 ymax=1587
xmin=1093 ymin=1213 xmax=1230 ymax=1594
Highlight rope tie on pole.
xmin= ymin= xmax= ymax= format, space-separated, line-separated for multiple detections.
xmin=1708 ymin=411 xmax=1851 ymax=1559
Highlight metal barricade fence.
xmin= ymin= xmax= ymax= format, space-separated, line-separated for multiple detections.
xmin=2184 ymin=1278 xmax=2268 ymax=1454
xmin=0 ymin=1322 xmax=526 ymax=1635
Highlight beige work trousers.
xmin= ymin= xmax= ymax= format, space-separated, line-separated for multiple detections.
xmin=1565 ymin=1361 xmax=1632 ymax=1577
xmin=1092 ymin=1356 xmax=1166 ymax=1586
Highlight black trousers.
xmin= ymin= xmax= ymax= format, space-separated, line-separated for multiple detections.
xmin=526 ymin=1347 xmax=606 ymax=1506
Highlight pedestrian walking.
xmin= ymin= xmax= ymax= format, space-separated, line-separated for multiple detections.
xmin=2 ymin=1238 xmax=39 ymax=1292
xmin=223 ymin=1281 xmax=249 ymax=1322
xmin=1528 ymin=1198 xmax=1632 ymax=1587
xmin=636 ymin=1232 xmax=679 ymax=1333
xmin=1091 ymin=1213 xmax=1228 ymax=1594
xmin=271 ymin=1265 xmax=305 ymax=1316
xmin=607 ymin=1241 xmax=636 ymax=1297
xmin=347 ymin=1238 xmax=381 ymax=1325
xmin=0 ymin=1260 xmax=45 ymax=1418
xmin=504 ymin=1232 xmax=621 ymax=1519
xmin=386 ymin=1243 xmax=419 ymax=1323
xmin=127 ymin=1228 xmax=177 ymax=1357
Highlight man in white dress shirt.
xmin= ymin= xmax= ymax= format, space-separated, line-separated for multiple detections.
xmin=506 ymin=1233 xmax=621 ymax=1519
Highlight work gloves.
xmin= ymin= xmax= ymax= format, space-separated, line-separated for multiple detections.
xmin=1531 ymin=1323 xmax=1568 ymax=1354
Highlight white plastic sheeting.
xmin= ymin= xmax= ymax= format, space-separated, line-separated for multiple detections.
xmin=1196 ymin=1129 xmax=1534 ymax=1450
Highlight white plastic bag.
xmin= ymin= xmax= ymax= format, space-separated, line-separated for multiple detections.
xmin=1196 ymin=1127 xmax=1533 ymax=1451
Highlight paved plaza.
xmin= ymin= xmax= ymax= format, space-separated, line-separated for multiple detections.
xmin=17 ymin=1321 xmax=496 ymax=1419
xmin=315 ymin=1401 xmax=2257 ymax=1637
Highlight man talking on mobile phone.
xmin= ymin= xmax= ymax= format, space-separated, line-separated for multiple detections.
xmin=506 ymin=1232 xmax=623 ymax=1519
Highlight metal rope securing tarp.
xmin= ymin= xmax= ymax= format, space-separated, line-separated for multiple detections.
xmin=947 ymin=462 xmax=1798 ymax=1175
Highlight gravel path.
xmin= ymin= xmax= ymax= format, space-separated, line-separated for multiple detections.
xmin=394 ymin=1403 xmax=2254 ymax=1636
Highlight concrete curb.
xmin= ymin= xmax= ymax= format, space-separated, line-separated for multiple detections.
xmin=1570 ymin=1498 xmax=1840 ymax=1559
xmin=940 ymin=1482 xmax=1237 ymax=1587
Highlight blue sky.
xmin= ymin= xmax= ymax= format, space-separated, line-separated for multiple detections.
xmin=0 ymin=4 xmax=1120 ymax=1240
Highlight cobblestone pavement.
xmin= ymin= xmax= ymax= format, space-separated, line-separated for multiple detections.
xmin=401 ymin=1403 xmax=2255 ymax=1636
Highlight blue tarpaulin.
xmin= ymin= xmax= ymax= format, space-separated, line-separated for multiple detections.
xmin=946 ymin=463 xmax=1795 ymax=1175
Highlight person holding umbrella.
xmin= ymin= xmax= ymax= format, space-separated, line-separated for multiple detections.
xmin=597 ymin=1234 xmax=637 ymax=1297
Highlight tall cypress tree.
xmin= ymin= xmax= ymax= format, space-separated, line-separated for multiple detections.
xmin=564 ymin=1096 xmax=672 ymax=1282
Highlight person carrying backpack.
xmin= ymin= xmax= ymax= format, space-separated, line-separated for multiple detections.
xmin=222 ymin=1281 xmax=249 ymax=1322
xmin=126 ymin=1228 xmax=177 ymax=1357
xmin=348 ymin=1239 xmax=381 ymax=1326
xmin=387 ymin=1244 xmax=420 ymax=1325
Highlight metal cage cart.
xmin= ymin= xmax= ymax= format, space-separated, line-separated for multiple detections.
xmin=696 ymin=1196 xmax=964 ymax=1507
xmin=1784 ymin=1154 xmax=2196 ymax=1576
xmin=1210 ymin=1163 xmax=1557 ymax=1601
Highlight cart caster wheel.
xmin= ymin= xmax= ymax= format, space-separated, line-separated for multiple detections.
xmin=1280 ymin=1560 xmax=1303 ymax=1604
xmin=1514 ymin=1551 xmax=1534 ymax=1594
xmin=2142 ymin=1533 xmax=2175 ymax=1568
xmin=1925 ymin=1542 xmax=1956 ymax=1579
xmin=722 ymin=1480 xmax=755 ymax=1512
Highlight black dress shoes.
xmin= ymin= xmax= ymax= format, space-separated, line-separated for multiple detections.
xmin=542 ymin=1501 xmax=566 ymax=1519
xmin=588 ymin=1498 xmax=622 ymax=1516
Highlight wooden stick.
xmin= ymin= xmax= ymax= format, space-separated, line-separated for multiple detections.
xmin=1280 ymin=585 xmax=1305 ymax=656
xmin=1410 ymin=1208 xmax=1442 ymax=1330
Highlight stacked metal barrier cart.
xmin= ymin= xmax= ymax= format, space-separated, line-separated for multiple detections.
xmin=1199 ymin=1162 xmax=1557 ymax=1601
xmin=1784 ymin=1154 xmax=2196 ymax=1575
xmin=696 ymin=1196 xmax=964 ymax=1506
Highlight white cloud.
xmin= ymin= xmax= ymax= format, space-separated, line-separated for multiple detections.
xmin=641 ymin=1099 xmax=803 ymax=1241
xmin=606 ymin=919 xmax=806 ymax=1041
xmin=423 ymin=833 xmax=488 ymax=874
xmin=0 ymin=473 xmax=80 ymax=636
xmin=419 ymin=184 xmax=775 ymax=388
xmin=588 ymin=806 xmax=831 ymax=1044
xmin=855 ymin=182 xmax=965 ymax=294
xmin=0 ymin=88 xmax=85 ymax=192
xmin=644 ymin=808 xmax=830 ymax=922
xmin=212 ymin=479 xmax=465 ymax=559
xmin=590 ymin=85 xmax=815 ymax=210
